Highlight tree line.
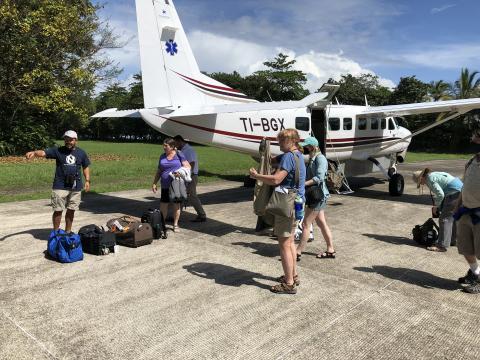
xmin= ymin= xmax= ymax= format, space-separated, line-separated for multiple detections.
xmin=1 ymin=1 xmax=479 ymax=155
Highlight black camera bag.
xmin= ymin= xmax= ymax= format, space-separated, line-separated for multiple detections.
xmin=412 ymin=218 xmax=439 ymax=247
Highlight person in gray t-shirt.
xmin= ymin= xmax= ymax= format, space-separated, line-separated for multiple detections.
xmin=174 ymin=135 xmax=206 ymax=222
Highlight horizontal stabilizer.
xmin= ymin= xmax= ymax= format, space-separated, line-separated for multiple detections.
xmin=362 ymin=98 xmax=480 ymax=117
xmin=91 ymin=108 xmax=143 ymax=118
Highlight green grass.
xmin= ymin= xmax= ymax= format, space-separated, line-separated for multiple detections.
xmin=0 ymin=141 xmax=256 ymax=203
xmin=405 ymin=152 xmax=472 ymax=163
xmin=0 ymin=142 xmax=472 ymax=203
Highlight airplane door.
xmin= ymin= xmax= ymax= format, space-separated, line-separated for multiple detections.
xmin=311 ymin=109 xmax=326 ymax=154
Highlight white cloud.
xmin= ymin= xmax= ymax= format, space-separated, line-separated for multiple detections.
xmin=189 ymin=31 xmax=395 ymax=92
xmin=431 ymin=4 xmax=456 ymax=14
xmin=402 ymin=43 xmax=480 ymax=69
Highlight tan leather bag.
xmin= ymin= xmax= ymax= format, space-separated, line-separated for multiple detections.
xmin=265 ymin=152 xmax=300 ymax=218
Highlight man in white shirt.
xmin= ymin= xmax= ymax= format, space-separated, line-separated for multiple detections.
xmin=174 ymin=135 xmax=207 ymax=222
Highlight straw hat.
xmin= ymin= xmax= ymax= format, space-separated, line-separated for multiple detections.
xmin=412 ymin=169 xmax=427 ymax=188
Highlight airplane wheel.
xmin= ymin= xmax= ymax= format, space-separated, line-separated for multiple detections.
xmin=389 ymin=173 xmax=404 ymax=196
xmin=243 ymin=175 xmax=256 ymax=188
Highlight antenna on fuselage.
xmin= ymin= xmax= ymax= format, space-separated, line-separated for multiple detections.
xmin=364 ymin=95 xmax=369 ymax=107
xmin=335 ymin=97 xmax=340 ymax=105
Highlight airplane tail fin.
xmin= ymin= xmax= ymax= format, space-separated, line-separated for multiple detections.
xmin=135 ymin=0 xmax=254 ymax=109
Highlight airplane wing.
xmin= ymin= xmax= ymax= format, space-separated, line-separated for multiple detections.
xmin=91 ymin=108 xmax=143 ymax=118
xmin=361 ymin=98 xmax=480 ymax=117
xmin=169 ymin=91 xmax=339 ymax=117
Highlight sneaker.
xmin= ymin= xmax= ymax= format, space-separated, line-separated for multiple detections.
xmin=464 ymin=281 xmax=480 ymax=294
xmin=458 ymin=270 xmax=479 ymax=285
xmin=270 ymin=282 xmax=297 ymax=294
xmin=191 ymin=216 xmax=207 ymax=223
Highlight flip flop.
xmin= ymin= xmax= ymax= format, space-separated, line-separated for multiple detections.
xmin=317 ymin=251 xmax=336 ymax=259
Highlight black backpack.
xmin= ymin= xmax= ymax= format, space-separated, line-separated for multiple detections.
xmin=141 ymin=209 xmax=168 ymax=239
xmin=78 ymin=224 xmax=116 ymax=255
xmin=412 ymin=218 xmax=439 ymax=247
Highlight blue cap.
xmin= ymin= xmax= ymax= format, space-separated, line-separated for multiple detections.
xmin=299 ymin=136 xmax=319 ymax=147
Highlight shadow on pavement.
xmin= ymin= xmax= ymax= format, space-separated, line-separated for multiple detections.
xmin=183 ymin=262 xmax=276 ymax=290
xmin=0 ymin=228 xmax=51 ymax=242
xmin=231 ymin=241 xmax=279 ymax=258
xmin=363 ymin=233 xmax=421 ymax=247
xmin=346 ymin=177 xmax=432 ymax=205
xmin=354 ymin=265 xmax=459 ymax=290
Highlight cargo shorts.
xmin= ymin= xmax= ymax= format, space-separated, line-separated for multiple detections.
xmin=456 ymin=215 xmax=480 ymax=259
xmin=51 ymin=190 xmax=81 ymax=212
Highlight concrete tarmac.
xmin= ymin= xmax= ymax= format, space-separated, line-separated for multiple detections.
xmin=1 ymin=160 xmax=479 ymax=360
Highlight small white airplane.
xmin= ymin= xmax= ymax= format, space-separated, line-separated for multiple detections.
xmin=93 ymin=0 xmax=480 ymax=196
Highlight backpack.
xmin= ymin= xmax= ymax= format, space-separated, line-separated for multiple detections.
xmin=141 ymin=208 xmax=168 ymax=239
xmin=412 ymin=218 xmax=439 ymax=247
xmin=78 ymin=224 xmax=116 ymax=255
xmin=48 ymin=229 xmax=83 ymax=263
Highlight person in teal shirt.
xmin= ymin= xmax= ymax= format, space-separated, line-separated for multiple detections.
xmin=413 ymin=168 xmax=463 ymax=252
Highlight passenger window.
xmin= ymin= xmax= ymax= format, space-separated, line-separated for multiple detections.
xmin=388 ymin=118 xmax=396 ymax=130
xmin=343 ymin=118 xmax=352 ymax=130
xmin=358 ymin=118 xmax=367 ymax=130
xmin=295 ymin=117 xmax=310 ymax=131
xmin=328 ymin=117 xmax=340 ymax=131
xmin=381 ymin=118 xmax=386 ymax=130
xmin=371 ymin=118 xmax=379 ymax=130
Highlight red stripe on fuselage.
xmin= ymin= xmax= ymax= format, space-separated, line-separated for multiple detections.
xmin=173 ymin=71 xmax=242 ymax=94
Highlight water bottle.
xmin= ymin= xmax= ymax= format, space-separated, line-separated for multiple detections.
xmin=294 ymin=195 xmax=304 ymax=221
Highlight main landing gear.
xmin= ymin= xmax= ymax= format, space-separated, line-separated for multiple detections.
xmin=368 ymin=157 xmax=404 ymax=196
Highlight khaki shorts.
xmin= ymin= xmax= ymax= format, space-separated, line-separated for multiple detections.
xmin=456 ymin=215 xmax=480 ymax=259
xmin=51 ymin=190 xmax=81 ymax=212
xmin=272 ymin=214 xmax=296 ymax=238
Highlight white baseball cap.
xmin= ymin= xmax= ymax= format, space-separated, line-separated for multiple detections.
xmin=63 ymin=130 xmax=78 ymax=139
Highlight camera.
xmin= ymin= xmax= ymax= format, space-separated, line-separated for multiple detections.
xmin=64 ymin=174 xmax=76 ymax=188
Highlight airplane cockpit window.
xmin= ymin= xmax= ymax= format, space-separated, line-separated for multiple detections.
xmin=388 ymin=118 xmax=396 ymax=130
xmin=371 ymin=118 xmax=379 ymax=130
xmin=343 ymin=118 xmax=352 ymax=130
xmin=358 ymin=118 xmax=367 ymax=130
xmin=328 ymin=117 xmax=340 ymax=131
xmin=381 ymin=118 xmax=386 ymax=130
xmin=295 ymin=117 xmax=310 ymax=131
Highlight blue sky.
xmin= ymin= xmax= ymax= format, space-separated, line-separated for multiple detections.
xmin=96 ymin=0 xmax=480 ymax=91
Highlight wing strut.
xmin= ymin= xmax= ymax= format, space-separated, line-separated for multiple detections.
xmin=380 ymin=110 xmax=465 ymax=152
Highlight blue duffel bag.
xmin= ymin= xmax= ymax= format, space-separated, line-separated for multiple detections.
xmin=48 ymin=229 xmax=84 ymax=263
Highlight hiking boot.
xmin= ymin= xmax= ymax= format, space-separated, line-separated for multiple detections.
xmin=270 ymin=282 xmax=297 ymax=294
xmin=464 ymin=280 xmax=480 ymax=294
xmin=458 ymin=269 xmax=479 ymax=285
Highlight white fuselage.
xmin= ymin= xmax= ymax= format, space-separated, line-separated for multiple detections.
xmin=140 ymin=104 xmax=412 ymax=163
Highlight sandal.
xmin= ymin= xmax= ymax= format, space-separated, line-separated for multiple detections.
xmin=317 ymin=251 xmax=336 ymax=259
xmin=426 ymin=246 xmax=446 ymax=252
xmin=173 ymin=225 xmax=180 ymax=233
xmin=296 ymin=253 xmax=302 ymax=262
xmin=270 ymin=282 xmax=297 ymax=294
xmin=276 ymin=274 xmax=300 ymax=286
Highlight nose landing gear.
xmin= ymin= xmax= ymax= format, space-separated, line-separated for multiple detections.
xmin=368 ymin=157 xmax=405 ymax=196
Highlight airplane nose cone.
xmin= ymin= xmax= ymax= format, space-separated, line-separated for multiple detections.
xmin=398 ymin=126 xmax=412 ymax=143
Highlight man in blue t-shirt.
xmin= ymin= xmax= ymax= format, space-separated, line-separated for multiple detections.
xmin=25 ymin=130 xmax=91 ymax=232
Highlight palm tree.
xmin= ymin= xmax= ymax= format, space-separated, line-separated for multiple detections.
xmin=428 ymin=80 xmax=451 ymax=101
xmin=450 ymin=68 xmax=480 ymax=150
xmin=455 ymin=68 xmax=480 ymax=99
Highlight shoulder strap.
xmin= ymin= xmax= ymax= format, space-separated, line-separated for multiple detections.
xmin=291 ymin=151 xmax=300 ymax=187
